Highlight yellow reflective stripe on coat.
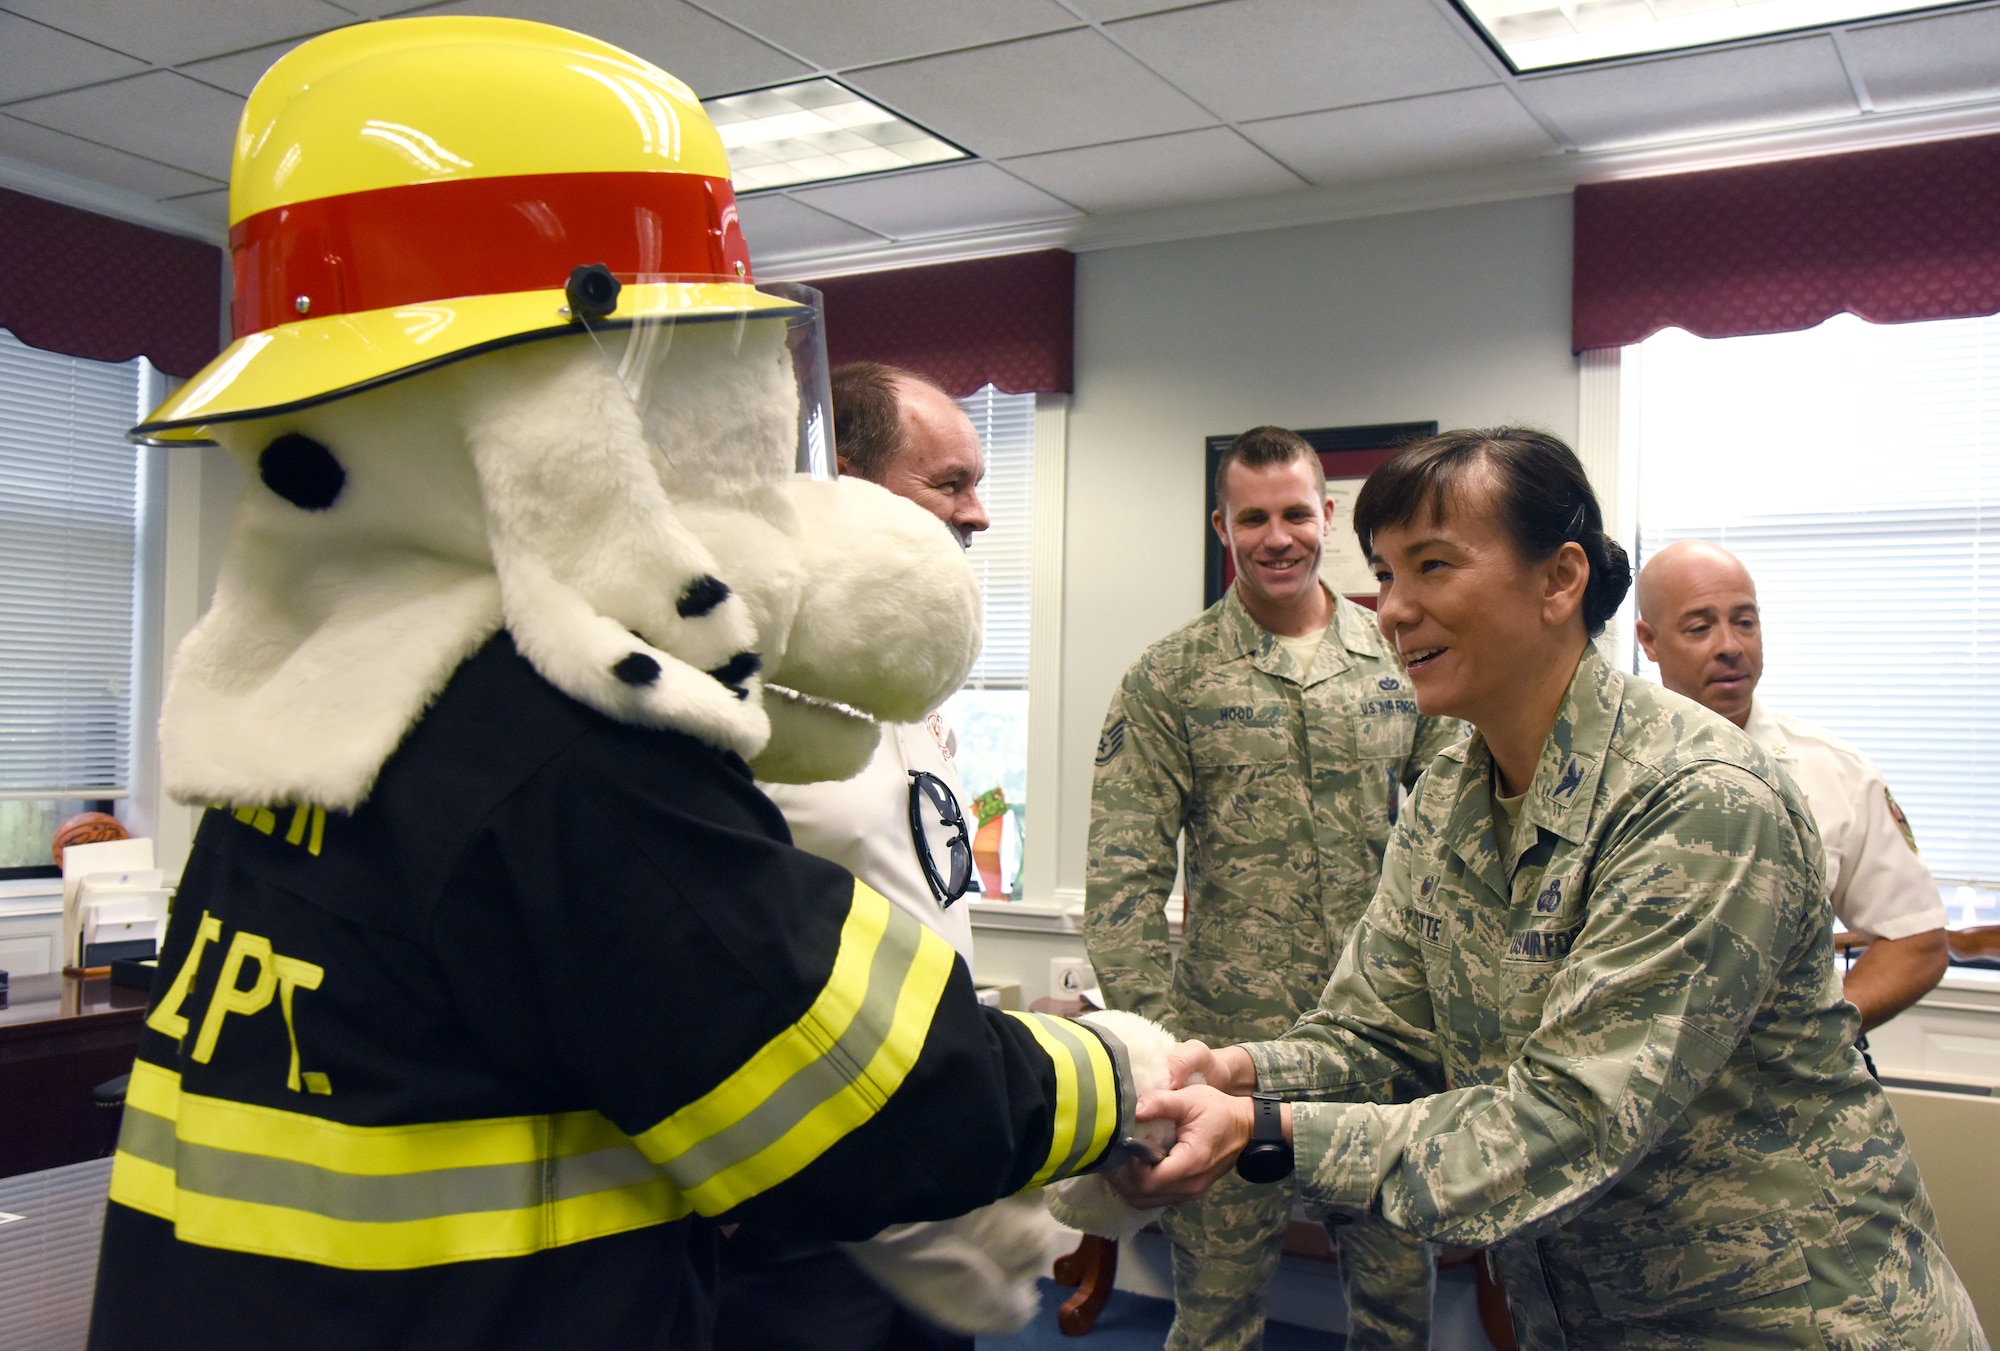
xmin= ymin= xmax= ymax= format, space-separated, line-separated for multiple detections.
xmin=105 ymin=879 xmax=1110 ymax=1271
xmin=1003 ymin=1010 xmax=1118 ymax=1189
xmin=636 ymin=880 xmax=957 ymax=1214
xmin=108 ymin=1060 xmax=685 ymax=1270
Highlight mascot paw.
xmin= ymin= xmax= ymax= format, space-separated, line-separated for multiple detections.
xmin=841 ymin=1194 xmax=1075 ymax=1335
xmin=1046 ymin=1173 xmax=1160 ymax=1244
xmin=1045 ymin=1008 xmax=1186 ymax=1241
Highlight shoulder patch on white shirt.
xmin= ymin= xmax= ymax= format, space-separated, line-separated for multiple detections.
xmin=1884 ymin=787 xmax=1919 ymax=855
xmin=924 ymin=711 xmax=953 ymax=761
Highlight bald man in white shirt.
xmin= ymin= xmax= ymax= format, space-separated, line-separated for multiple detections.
xmin=1635 ymin=540 xmax=1949 ymax=1031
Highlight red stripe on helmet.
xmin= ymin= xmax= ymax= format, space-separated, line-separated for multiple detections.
xmin=229 ymin=170 xmax=752 ymax=338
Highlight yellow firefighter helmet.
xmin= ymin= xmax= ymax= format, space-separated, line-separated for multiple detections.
xmin=135 ymin=15 xmax=791 ymax=444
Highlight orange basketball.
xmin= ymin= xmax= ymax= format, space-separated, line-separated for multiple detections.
xmin=52 ymin=811 xmax=129 ymax=866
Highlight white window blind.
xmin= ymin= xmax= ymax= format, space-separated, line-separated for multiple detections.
xmin=956 ymin=385 xmax=1036 ymax=689
xmin=0 ymin=329 xmax=144 ymax=798
xmin=1632 ymin=313 xmax=2000 ymax=889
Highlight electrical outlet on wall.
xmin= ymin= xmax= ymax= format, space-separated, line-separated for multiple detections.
xmin=1050 ymin=957 xmax=1094 ymax=998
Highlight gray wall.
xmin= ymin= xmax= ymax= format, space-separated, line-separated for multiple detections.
xmin=1053 ymin=192 xmax=1580 ymax=897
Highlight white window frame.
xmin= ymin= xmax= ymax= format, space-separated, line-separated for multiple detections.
xmin=1577 ymin=345 xmax=1636 ymax=673
xmin=955 ymin=391 xmax=1068 ymax=920
xmin=124 ymin=363 xmax=200 ymax=880
xmin=1020 ymin=393 xmax=1068 ymax=908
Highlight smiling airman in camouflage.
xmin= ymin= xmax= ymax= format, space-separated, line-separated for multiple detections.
xmin=1086 ymin=426 xmax=1463 ymax=1351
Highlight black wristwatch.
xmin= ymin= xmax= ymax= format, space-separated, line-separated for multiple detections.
xmin=1235 ymin=1092 xmax=1293 ymax=1183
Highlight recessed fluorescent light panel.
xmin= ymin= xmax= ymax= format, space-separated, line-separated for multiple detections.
xmin=1458 ymin=0 xmax=1971 ymax=71
xmin=702 ymin=79 xmax=968 ymax=192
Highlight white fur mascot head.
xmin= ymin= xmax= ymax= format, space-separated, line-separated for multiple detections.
xmin=139 ymin=16 xmax=979 ymax=811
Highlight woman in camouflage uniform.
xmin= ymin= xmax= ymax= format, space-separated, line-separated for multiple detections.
xmin=1119 ymin=429 xmax=1984 ymax=1350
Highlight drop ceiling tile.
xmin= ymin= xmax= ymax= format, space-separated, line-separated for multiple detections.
xmin=323 ymin=0 xmax=444 ymax=14
xmin=1519 ymin=36 xmax=1858 ymax=149
xmin=1109 ymin=0 xmax=1498 ymax=123
xmin=1842 ymin=6 xmax=2000 ymax=112
xmin=7 ymin=72 xmax=243 ymax=180
xmin=0 ymin=13 xmax=149 ymax=105
xmin=177 ymin=37 xmax=313 ymax=98
xmin=3 ymin=0 xmax=353 ymax=67
xmin=161 ymin=187 xmax=231 ymax=228
xmin=737 ymin=193 xmax=889 ymax=263
xmin=1242 ymin=85 xmax=1557 ymax=185
xmin=0 ymin=112 xmax=223 ymax=198
xmin=405 ymin=0 xmax=810 ymax=96
xmin=1067 ymin=0 xmax=1211 ymax=17
xmin=789 ymin=161 xmax=1079 ymax=239
xmin=1001 ymin=126 xmax=1302 ymax=213
xmin=700 ymin=0 xmax=1079 ymax=70
xmin=848 ymin=29 xmax=1215 ymax=159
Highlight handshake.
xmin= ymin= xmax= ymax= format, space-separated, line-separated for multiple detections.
xmin=1052 ymin=1011 xmax=1291 ymax=1237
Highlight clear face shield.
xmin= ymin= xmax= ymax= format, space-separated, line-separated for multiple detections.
xmin=555 ymin=267 xmax=903 ymax=781
xmin=560 ymin=268 xmax=836 ymax=482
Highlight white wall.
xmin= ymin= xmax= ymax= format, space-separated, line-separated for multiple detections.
xmin=1053 ymin=193 xmax=1580 ymax=898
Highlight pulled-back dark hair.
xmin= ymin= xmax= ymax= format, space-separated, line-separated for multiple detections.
xmin=1213 ymin=424 xmax=1325 ymax=508
xmin=1351 ymin=427 xmax=1632 ymax=637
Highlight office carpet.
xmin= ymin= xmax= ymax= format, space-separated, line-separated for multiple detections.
xmin=977 ymin=1280 xmax=1344 ymax=1349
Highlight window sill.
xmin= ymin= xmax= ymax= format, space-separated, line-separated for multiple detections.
xmin=965 ymin=894 xmax=1184 ymax=938
xmin=1935 ymin=966 xmax=2000 ymax=1002
xmin=0 ymin=880 xmax=62 ymax=916
xmin=964 ymin=899 xmax=1079 ymax=934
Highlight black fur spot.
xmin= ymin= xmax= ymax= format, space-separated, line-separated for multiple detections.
xmin=677 ymin=575 xmax=731 ymax=618
xmin=259 ymin=433 xmax=345 ymax=511
xmin=612 ymin=652 xmax=661 ymax=686
xmin=706 ymin=651 xmax=761 ymax=700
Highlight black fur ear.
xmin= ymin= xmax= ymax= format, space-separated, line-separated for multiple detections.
xmin=259 ymin=433 xmax=345 ymax=510
xmin=677 ymin=575 xmax=731 ymax=618
xmin=612 ymin=652 xmax=661 ymax=686
xmin=706 ymin=651 xmax=761 ymax=700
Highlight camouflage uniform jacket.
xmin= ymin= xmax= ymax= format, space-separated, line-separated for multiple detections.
xmin=1086 ymin=586 xmax=1463 ymax=1042
xmin=1245 ymin=647 xmax=1983 ymax=1348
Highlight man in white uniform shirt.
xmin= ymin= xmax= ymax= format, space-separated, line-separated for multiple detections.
xmin=717 ymin=363 xmax=1063 ymax=1351
xmin=760 ymin=362 xmax=991 ymax=960
xmin=1636 ymin=540 xmax=1949 ymax=1032
xmin=765 ymin=710 xmax=977 ymax=963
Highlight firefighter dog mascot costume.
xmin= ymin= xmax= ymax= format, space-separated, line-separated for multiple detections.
xmin=89 ymin=19 xmax=1175 ymax=1350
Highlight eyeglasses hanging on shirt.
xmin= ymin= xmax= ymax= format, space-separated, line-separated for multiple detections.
xmin=907 ymin=769 xmax=972 ymax=908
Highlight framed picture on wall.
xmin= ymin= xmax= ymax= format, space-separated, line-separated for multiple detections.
xmin=1204 ymin=422 xmax=1438 ymax=609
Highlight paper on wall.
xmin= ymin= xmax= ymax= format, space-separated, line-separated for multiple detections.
xmin=1321 ymin=478 xmax=1377 ymax=598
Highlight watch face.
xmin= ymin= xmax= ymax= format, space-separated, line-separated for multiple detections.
xmin=1236 ymin=1142 xmax=1293 ymax=1185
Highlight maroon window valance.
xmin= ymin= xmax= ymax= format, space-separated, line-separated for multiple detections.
xmin=810 ymin=249 xmax=1073 ymax=398
xmin=0 ymin=186 xmax=223 ymax=378
xmin=1573 ymin=133 xmax=2000 ymax=352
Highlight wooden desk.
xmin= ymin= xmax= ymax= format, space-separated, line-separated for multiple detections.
xmin=0 ymin=973 xmax=147 ymax=1179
